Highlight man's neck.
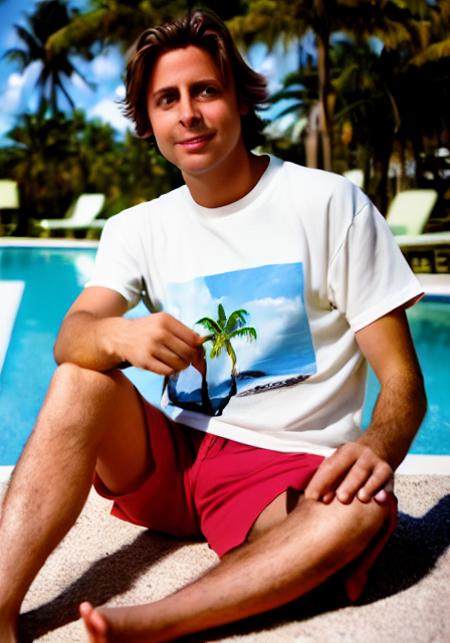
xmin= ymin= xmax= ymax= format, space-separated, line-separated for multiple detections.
xmin=183 ymin=153 xmax=269 ymax=209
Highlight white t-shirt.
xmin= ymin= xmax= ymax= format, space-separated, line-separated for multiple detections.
xmin=87 ymin=156 xmax=423 ymax=456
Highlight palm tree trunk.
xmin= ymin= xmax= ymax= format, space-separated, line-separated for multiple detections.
xmin=306 ymin=104 xmax=320 ymax=168
xmin=372 ymin=138 xmax=393 ymax=213
xmin=316 ymin=29 xmax=333 ymax=171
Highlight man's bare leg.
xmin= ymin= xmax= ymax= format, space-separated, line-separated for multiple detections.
xmin=80 ymin=491 xmax=391 ymax=642
xmin=0 ymin=363 xmax=151 ymax=642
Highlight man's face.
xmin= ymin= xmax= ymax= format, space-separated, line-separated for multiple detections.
xmin=146 ymin=45 xmax=247 ymax=181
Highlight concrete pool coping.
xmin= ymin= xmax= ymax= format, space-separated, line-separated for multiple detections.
xmin=0 ymin=454 xmax=448 ymax=482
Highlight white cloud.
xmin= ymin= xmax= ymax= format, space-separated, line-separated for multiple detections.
xmin=115 ymin=84 xmax=125 ymax=99
xmin=1 ymin=62 xmax=42 ymax=116
xmin=8 ymin=73 xmax=25 ymax=88
xmin=88 ymin=97 xmax=130 ymax=132
xmin=166 ymin=278 xmax=223 ymax=329
xmin=91 ymin=52 xmax=122 ymax=80
xmin=3 ymin=77 xmax=22 ymax=112
xmin=233 ymin=296 xmax=304 ymax=372
xmin=71 ymin=72 xmax=91 ymax=92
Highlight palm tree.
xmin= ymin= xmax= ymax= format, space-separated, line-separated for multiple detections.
xmin=45 ymin=0 xmax=246 ymax=58
xmin=196 ymin=304 xmax=257 ymax=379
xmin=3 ymin=0 xmax=92 ymax=116
xmin=330 ymin=3 xmax=450 ymax=209
xmin=228 ymin=0 xmax=445 ymax=171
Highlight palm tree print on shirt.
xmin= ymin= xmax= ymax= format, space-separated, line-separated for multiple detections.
xmin=195 ymin=304 xmax=257 ymax=414
xmin=166 ymin=304 xmax=258 ymax=417
xmin=196 ymin=304 xmax=257 ymax=378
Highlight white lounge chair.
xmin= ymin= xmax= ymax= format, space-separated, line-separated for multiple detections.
xmin=386 ymin=189 xmax=438 ymax=236
xmin=39 ymin=193 xmax=106 ymax=233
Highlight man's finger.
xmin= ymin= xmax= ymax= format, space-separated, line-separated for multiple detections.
xmin=356 ymin=462 xmax=393 ymax=502
xmin=304 ymin=447 xmax=356 ymax=500
xmin=334 ymin=458 xmax=375 ymax=503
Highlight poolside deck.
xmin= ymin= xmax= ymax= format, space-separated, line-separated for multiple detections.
xmin=0 ymin=471 xmax=448 ymax=642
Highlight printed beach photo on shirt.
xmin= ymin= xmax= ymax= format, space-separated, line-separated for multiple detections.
xmin=165 ymin=262 xmax=317 ymax=416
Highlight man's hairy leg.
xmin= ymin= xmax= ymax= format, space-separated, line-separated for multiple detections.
xmin=80 ymin=494 xmax=391 ymax=643
xmin=0 ymin=364 xmax=150 ymax=642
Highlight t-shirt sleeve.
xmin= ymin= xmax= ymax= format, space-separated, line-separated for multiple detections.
xmin=328 ymin=199 xmax=424 ymax=332
xmin=85 ymin=214 xmax=144 ymax=309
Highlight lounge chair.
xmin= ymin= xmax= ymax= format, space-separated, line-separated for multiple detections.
xmin=386 ymin=189 xmax=438 ymax=236
xmin=0 ymin=179 xmax=20 ymax=235
xmin=343 ymin=169 xmax=364 ymax=188
xmin=38 ymin=193 xmax=106 ymax=234
xmin=0 ymin=179 xmax=19 ymax=209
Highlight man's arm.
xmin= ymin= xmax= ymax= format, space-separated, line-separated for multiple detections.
xmin=54 ymin=286 xmax=205 ymax=374
xmin=305 ymin=306 xmax=427 ymax=504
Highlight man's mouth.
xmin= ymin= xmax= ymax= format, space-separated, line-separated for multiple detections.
xmin=177 ymin=133 xmax=215 ymax=147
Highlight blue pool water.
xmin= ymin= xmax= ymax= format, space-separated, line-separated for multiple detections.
xmin=1 ymin=246 xmax=449 ymax=465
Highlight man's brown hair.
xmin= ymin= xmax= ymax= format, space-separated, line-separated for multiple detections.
xmin=123 ymin=9 xmax=268 ymax=150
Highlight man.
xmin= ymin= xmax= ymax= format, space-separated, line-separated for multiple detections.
xmin=0 ymin=10 xmax=426 ymax=643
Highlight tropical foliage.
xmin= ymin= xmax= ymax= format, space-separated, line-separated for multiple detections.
xmin=3 ymin=0 xmax=92 ymax=116
xmin=1 ymin=0 xmax=449 ymax=234
xmin=0 ymin=111 xmax=181 ymax=234
xmin=229 ymin=0 xmax=450 ymax=174
xmin=46 ymin=0 xmax=246 ymax=57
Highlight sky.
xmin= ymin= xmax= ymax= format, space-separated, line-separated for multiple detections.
xmin=0 ymin=0 xmax=130 ymax=143
xmin=0 ymin=0 xmax=300 ymax=146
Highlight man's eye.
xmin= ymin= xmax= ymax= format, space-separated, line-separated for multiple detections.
xmin=158 ymin=93 xmax=176 ymax=106
xmin=200 ymin=85 xmax=218 ymax=97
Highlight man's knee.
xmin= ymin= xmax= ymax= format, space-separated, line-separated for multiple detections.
xmin=36 ymin=364 xmax=131 ymax=445
xmin=293 ymin=494 xmax=392 ymax=551
xmin=50 ymin=363 xmax=125 ymax=401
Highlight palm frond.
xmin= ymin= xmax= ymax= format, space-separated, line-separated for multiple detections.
xmin=2 ymin=48 xmax=29 ymax=67
xmin=409 ymin=38 xmax=450 ymax=65
xmin=195 ymin=317 xmax=222 ymax=334
xmin=229 ymin=327 xmax=258 ymax=341
xmin=14 ymin=24 xmax=42 ymax=51
xmin=217 ymin=303 xmax=227 ymax=329
xmin=224 ymin=309 xmax=250 ymax=333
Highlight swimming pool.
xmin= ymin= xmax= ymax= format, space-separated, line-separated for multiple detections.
xmin=1 ymin=245 xmax=449 ymax=465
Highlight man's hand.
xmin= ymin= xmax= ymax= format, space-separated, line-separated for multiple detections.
xmin=119 ymin=312 xmax=205 ymax=376
xmin=304 ymin=441 xmax=393 ymax=505
xmin=55 ymin=287 xmax=207 ymax=374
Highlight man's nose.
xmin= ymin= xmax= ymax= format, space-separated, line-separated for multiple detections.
xmin=179 ymin=95 xmax=201 ymax=128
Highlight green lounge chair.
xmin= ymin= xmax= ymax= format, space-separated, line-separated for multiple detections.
xmin=0 ymin=179 xmax=20 ymax=235
xmin=343 ymin=169 xmax=364 ymax=188
xmin=38 ymin=193 xmax=106 ymax=234
xmin=386 ymin=189 xmax=438 ymax=236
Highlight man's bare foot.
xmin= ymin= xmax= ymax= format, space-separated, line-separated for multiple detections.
xmin=80 ymin=603 xmax=109 ymax=643
xmin=80 ymin=601 xmax=173 ymax=643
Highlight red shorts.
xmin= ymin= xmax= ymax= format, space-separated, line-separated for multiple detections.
xmin=94 ymin=400 xmax=397 ymax=602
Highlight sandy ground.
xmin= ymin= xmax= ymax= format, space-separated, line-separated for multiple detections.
xmin=0 ymin=474 xmax=448 ymax=643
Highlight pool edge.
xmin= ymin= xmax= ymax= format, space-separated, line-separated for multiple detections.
xmin=1 ymin=456 xmax=448 ymax=481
